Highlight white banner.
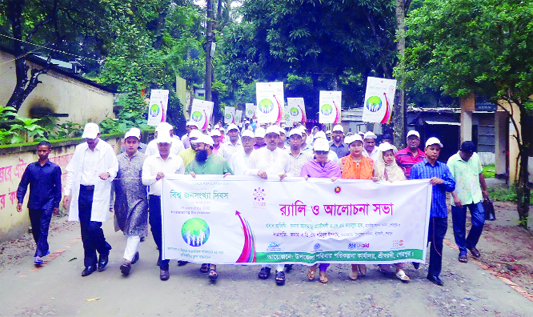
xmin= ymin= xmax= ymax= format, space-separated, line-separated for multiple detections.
xmin=161 ymin=176 xmax=431 ymax=265
xmin=256 ymin=82 xmax=284 ymax=124
xmin=319 ymin=91 xmax=342 ymax=124
xmin=287 ymin=98 xmax=306 ymax=123
xmin=189 ymin=99 xmax=214 ymax=130
xmin=147 ymin=89 xmax=169 ymax=126
xmin=245 ymin=103 xmax=255 ymax=119
xmin=224 ymin=106 xmax=235 ymax=125
xmin=362 ymin=77 xmax=397 ymax=123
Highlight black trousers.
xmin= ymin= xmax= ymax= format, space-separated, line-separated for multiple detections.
xmin=427 ymin=217 xmax=448 ymax=277
xmin=29 ymin=207 xmax=54 ymax=257
xmin=149 ymin=195 xmax=169 ymax=270
xmin=78 ymin=186 xmax=112 ymax=268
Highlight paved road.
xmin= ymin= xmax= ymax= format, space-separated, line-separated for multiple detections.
xmin=1 ymin=220 xmax=532 ymax=316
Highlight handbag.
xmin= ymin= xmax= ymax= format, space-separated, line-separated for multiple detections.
xmin=483 ymin=198 xmax=496 ymax=221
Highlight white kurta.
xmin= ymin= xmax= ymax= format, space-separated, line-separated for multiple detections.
xmin=219 ymin=140 xmax=244 ymax=161
xmin=144 ymin=139 xmax=185 ymax=157
xmin=244 ymin=147 xmax=292 ymax=178
xmin=65 ymin=139 xmax=118 ymax=223
xmin=228 ymin=150 xmax=252 ymax=175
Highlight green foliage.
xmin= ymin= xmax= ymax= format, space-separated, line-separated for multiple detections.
xmin=482 ymin=164 xmax=496 ymax=179
xmin=489 ymin=184 xmax=533 ymax=204
xmin=0 ymin=107 xmax=47 ymax=145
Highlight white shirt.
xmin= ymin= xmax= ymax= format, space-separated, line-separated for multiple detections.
xmin=81 ymin=146 xmax=99 ymax=185
xmin=142 ymin=154 xmax=185 ymax=196
xmin=363 ymin=147 xmax=380 ymax=162
xmin=287 ymin=150 xmax=313 ymax=177
xmin=145 ymin=139 xmax=185 ymax=157
xmin=245 ymin=147 xmax=292 ymax=178
xmin=219 ymin=140 xmax=244 ymax=161
xmin=228 ymin=149 xmax=253 ymax=175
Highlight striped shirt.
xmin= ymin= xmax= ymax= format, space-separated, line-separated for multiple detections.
xmin=410 ymin=158 xmax=456 ymax=218
xmin=395 ymin=147 xmax=426 ymax=179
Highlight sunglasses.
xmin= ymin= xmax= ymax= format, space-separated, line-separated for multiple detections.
xmin=316 ymin=151 xmax=328 ymax=155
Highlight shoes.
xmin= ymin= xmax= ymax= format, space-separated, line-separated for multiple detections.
xmin=120 ymin=263 xmax=131 ymax=276
xmin=427 ymin=275 xmax=444 ymax=286
xmin=412 ymin=262 xmax=420 ymax=269
xmin=82 ymin=266 xmax=97 ymax=277
xmin=395 ymin=269 xmax=411 ymax=283
xmin=275 ymin=271 xmax=286 ymax=286
xmin=34 ymin=256 xmax=43 ymax=266
xmin=177 ymin=260 xmax=188 ymax=266
xmin=160 ymin=269 xmax=170 ymax=281
xmin=98 ymin=253 xmax=109 ymax=272
xmin=284 ymin=264 xmax=293 ymax=272
xmin=131 ymin=252 xmax=139 ymax=265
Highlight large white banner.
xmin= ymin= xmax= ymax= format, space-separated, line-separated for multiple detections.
xmin=245 ymin=103 xmax=255 ymax=119
xmin=319 ymin=91 xmax=342 ymax=124
xmin=256 ymin=82 xmax=284 ymax=124
xmin=224 ymin=106 xmax=235 ymax=125
xmin=189 ymin=99 xmax=214 ymax=130
xmin=362 ymin=77 xmax=397 ymax=124
xmin=287 ymin=98 xmax=306 ymax=123
xmin=147 ymin=89 xmax=169 ymax=126
xmin=161 ymin=176 xmax=431 ymax=265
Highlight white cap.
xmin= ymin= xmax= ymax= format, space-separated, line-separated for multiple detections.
xmin=242 ymin=130 xmax=255 ymax=138
xmin=196 ymin=134 xmax=214 ymax=146
xmin=82 ymin=123 xmax=100 ymax=139
xmin=406 ymin=130 xmax=420 ymax=139
xmin=255 ymin=127 xmax=266 ymax=138
xmin=189 ymin=129 xmax=203 ymax=140
xmin=156 ymin=131 xmax=173 ymax=144
xmin=314 ymin=138 xmax=330 ymax=152
xmin=288 ymin=129 xmax=303 ymax=138
xmin=299 ymin=126 xmax=308 ymax=135
xmin=333 ymin=124 xmax=344 ymax=133
xmin=345 ymin=134 xmax=363 ymax=145
xmin=156 ymin=122 xmax=173 ymax=133
xmin=378 ymin=142 xmax=395 ymax=153
xmin=210 ymin=129 xmax=221 ymax=137
xmin=364 ymin=131 xmax=377 ymax=140
xmin=265 ymin=125 xmax=280 ymax=136
xmin=358 ymin=131 xmax=365 ymax=136
xmin=425 ymin=137 xmax=443 ymax=148
xmin=326 ymin=130 xmax=331 ymax=134
xmin=227 ymin=124 xmax=239 ymax=132
xmin=314 ymin=131 xmax=327 ymax=140
xmin=278 ymin=126 xmax=286 ymax=135
xmin=124 ymin=128 xmax=141 ymax=140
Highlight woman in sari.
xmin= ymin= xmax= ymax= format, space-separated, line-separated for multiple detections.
xmin=338 ymin=134 xmax=373 ymax=280
xmin=373 ymin=142 xmax=411 ymax=282
xmin=301 ymin=138 xmax=342 ymax=283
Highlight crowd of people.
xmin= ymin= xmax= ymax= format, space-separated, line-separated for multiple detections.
xmin=16 ymin=119 xmax=489 ymax=287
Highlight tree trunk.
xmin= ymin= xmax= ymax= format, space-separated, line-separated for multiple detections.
xmin=517 ymin=109 xmax=531 ymax=227
xmin=205 ymin=0 xmax=214 ymax=102
xmin=392 ymin=0 xmax=407 ymax=149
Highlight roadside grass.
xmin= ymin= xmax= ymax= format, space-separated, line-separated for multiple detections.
xmin=482 ymin=164 xmax=495 ymax=178
xmin=488 ymin=184 xmax=533 ymax=204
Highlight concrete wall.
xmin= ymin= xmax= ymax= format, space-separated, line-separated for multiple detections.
xmin=0 ymin=136 xmax=121 ymax=243
xmin=0 ymin=51 xmax=114 ymax=124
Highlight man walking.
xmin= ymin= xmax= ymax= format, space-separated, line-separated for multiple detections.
xmin=287 ymin=128 xmax=313 ymax=177
xmin=186 ymin=134 xmax=233 ymax=282
xmin=63 ymin=123 xmax=118 ymax=276
xmin=142 ymin=131 xmax=185 ymax=281
xmin=395 ymin=130 xmax=426 ymax=179
xmin=447 ymin=141 xmax=489 ymax=263
xmin=219 ymin=124 xmax=243 ymax=160
xmin=410 ymin=137 xmax=455 ymax=286
xmin=245 ymin=126 xmax=292 ymax=286
xmin=228 ymin=130 xmax=255 ymax=175
xmin=17 ymin=141 xmax=62 ymax=266
xmin=113 ymin=129 xmax=148 ymax=276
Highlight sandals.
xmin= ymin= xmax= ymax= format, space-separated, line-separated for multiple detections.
xmin=275 ymin=271 xmax=286 ymax=286
xmin=208 ymin=268 xmax=218 ymax=281
xmin=319 ymin=271 xmax=328 ymax=284
xmin=349 ymin=265 xmax=358 ymax=280
xmin=258 ymin=267 xmax=271 ymax=279
xmin=458 ymin=253 xmax=468 ymax=263
xmin=200 ymin=263 xmax=210 ymax=273
xmin=468 ymin=247 xmax=481 ymax=258
xmin=177 ymin=260 xmax=188 ymax=266
xmin=395 ymin=269 xmax=411 ymax=283
xmin=284 ymin=264 xmax=293 ymax=272
xmin=358 ymin=264 xmax=367 ymax=276
xmin=307 ymin=265 xmax=317 ymax=281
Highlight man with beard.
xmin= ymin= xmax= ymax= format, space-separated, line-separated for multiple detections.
xmin=17 ymin=141 xmax=62 ymax=266
xmin=179 ymin=129 xmax=203 ymax=169
xmin=228 ymin=130 xmax=255 ymax=175
xmin=142 ymin=131 xmax=185 ymax=281
xmin=219 ymin=124 xmax=243 ymax=160
xmin=245 ymin=126 xmax=292 ymax=286
xmin=362 ymin=131 xmax=380 ymax=161
xmin=329 ymin=125 xmax=350 ymax=159
xmin=63 ymin=123 xmax=118 ymax=276
xmin=186 ymin=134 xmax=233 ymax=282
xmin=112 ymin=129 xmax=148 ymax=276
xmin=287 ymin=128 xmax=313 ymax=176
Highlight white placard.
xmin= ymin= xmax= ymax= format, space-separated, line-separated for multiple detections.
xmin=287 ymin=98 xmax=306 ymax=123
xmin=256 ymin=82 xmax=284 ymax=124
xmin=362 ymin=77 xmax=397 ymax=123
xmin=147 ymin=89 xmax=169 ymax=126
xmin=224 ymin=106 xmax=236 ymax=125
xmin=245 ymin=103 xmax=255 ymax=119
xmin=319 ymin=91 xmax=342 ymax=124
xmin=189 ymin=99 xmax=214 ymax=130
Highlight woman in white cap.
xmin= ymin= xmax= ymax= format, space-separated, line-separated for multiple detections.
xmin=373 ymin=143 xmax=411 ymax=283
xmin=338 ymin=133 xmax=373 ymax=280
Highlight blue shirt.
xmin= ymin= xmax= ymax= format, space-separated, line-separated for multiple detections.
xmin=410 ymin=158 xmax=455 ymax=218
xmin=17 ymin=160 xmax=62 ymax=209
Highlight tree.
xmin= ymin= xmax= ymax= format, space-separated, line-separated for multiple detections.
xmin=403 ymin=0 xmax=533 ymax=226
